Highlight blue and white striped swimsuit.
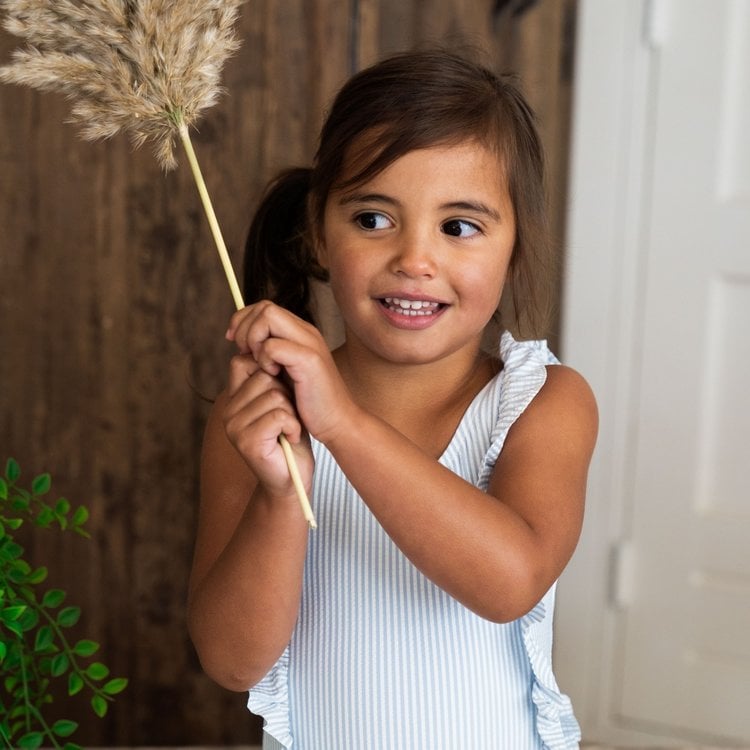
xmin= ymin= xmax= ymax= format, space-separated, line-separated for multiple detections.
xmin=249 ymin=332 xmax=581 ymax=749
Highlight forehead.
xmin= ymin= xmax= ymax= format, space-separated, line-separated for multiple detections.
xmin=333 ymin=138 xmax=511 ymax=210
xmin=336 ymin=133 xmax=508 ymax=192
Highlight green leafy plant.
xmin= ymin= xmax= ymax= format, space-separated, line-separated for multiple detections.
xmin=0 ymin=458 xmax=127 ymax=750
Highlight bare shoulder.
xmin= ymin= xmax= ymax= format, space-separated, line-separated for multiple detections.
xmin=494 ymin=363 xmax=594 ymax=489
xmin=507 ymin=363 xmax=598 ymax=459
xmin=495 ymin=363 xmax=597 ymax=520
xmin=537 ymin=364 xmax=598 ymax=434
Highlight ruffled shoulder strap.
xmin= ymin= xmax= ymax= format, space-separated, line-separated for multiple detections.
xmin=478 ymin=330 xmax=559 ymax=489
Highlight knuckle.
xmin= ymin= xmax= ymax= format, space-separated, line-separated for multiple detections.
xmin=228 ymin=353 xmax=252 ymax=371
xmin=265 ymin=388 xmax=291 ymax=413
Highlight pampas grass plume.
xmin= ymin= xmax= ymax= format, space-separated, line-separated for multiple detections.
xmin=0 ymin=0 xmax=245 ymax=169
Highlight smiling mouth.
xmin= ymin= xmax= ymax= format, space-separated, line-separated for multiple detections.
xmin=380 ymin=297 xmax=445 ymax=316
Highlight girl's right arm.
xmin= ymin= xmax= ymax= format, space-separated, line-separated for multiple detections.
xmin=186 ymin=356 xmax=312 ymax=692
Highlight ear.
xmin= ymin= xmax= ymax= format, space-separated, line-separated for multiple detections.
xmin=311 ymin=228 xmax=329 ymax=272
xmin=306 ymin=192 xmax=329 ymax=272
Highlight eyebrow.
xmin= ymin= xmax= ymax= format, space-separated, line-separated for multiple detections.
xmin=338 ymin=192 xmax=503 ymax=222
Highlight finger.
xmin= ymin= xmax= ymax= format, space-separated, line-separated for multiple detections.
xmin=226 ymin=353 xmax=262 ymax=397
xmin=225 ymin=374 xmax=296 ymax=426
xmin=226 ymin=360 xmax=297 ymax=431
xmin=225 ymin=393 xmax=304 ymax=461
xmin=227 ymin=300 xmax=281 ymax=353
xmin=230 ymin=301 xmax=319 ymax=360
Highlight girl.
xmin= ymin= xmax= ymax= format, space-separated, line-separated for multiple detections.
xmin=188 ymin=49 xmax=597 ymax=750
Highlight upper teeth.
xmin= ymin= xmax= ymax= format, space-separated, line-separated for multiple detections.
xmin=384 ymin=297 xmax=440 ymax=315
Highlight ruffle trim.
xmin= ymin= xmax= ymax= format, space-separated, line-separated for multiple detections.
xmin=520 ymin=593 xmax=582 ymax=750
xmin=247 ymin=646 xmax=293 ymax=749
xmin=478 ymin=331 xmax=558 ymax=489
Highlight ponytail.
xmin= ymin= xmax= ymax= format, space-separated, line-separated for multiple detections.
xmin=243 ymin=167 xmax=327 ymax=325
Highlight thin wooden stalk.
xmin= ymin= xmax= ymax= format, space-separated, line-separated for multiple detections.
xmin=177 ymin=120 xmax=317 ymax=529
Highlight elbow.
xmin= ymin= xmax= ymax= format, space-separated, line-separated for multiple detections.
xmin=189 ymin=631 xmax=251 ymax=692
xmin=190 ymin=632 xmax=268 ymax=692
xmin=466 ymin=566 xmax=551 ymax=624
xmin=196 ymin=652 xmax=258 ymax=693
xmin=477 ymin=598 xmax=542 ymax=625
xmin=187 ymin=616 xmax=262 ymax=692
xmin=470 ymin=596 xmax=536 ymax=625
xmin=187 ymin=612 xmax=280 ymax=691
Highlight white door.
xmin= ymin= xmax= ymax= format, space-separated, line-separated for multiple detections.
xmin=557 ymin=0 xmax=750 ymax=745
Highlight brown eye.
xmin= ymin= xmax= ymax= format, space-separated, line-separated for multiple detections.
xmin=442 ymin=219 xmax=480 ymax=238
xmin=355 ymin=212 xmax=391 ymax=230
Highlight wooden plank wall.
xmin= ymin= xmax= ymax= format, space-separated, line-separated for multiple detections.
xmin=0 ymin=0 xmax=576 ymax=744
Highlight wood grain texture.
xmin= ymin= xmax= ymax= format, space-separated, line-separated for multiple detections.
xmin=0 ymin=0 xmax=575 ymax=744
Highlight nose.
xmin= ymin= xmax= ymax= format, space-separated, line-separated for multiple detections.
xmin=388 ymin=229 xmax=438 ymax=279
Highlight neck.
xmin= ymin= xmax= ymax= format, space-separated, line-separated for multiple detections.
xmin=332 ymin=337 xmax=498 ymax=432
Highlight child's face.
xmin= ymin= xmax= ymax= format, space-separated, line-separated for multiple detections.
xmin=319 ymin=139 xmax=515 ymax=365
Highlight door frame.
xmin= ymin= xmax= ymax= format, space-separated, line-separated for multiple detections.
xmin=553 ymin=0 xmax=684 ymax=744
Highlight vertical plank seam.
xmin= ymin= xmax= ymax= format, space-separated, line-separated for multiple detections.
xmin=349 ymin=0 xmax=361 ymax=73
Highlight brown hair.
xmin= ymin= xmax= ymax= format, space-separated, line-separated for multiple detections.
xmin=244 ymin=48 xmax=553 ymax=336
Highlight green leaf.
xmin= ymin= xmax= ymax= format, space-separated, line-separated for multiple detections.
xmin=85 ymin=662 xmax=109 ymax=680
xmin=35 ymin=506 xmax=55 ymax=526
xmin=8 ymin=565 xmax=30 ymax=586
xmin=57 ymin=606 xmax=81 ymax=628
xmin=18 ymin=584 xmax=35 ymax=601
xmin=91 ymin=694 xmax=108 ymax=718
xmin=4 ymin=517 xmax=22 ymax=530
xmin=63 ymin=743 xmax=83 ymax=750
xmin=1 ymin=604 xmax=26 ymax=622
xmin=2 ymin=619 xmax=23 ymax=637
xmin=17 ymin=607 xmax=39 ymax=632
xmin=34 ymin=625 xmax=54 ymax=653
xmin=10 ymin=492 xmax=29 ymax=512
xmin=55 ymin=498 xmax=71 ymax=515
xmin=31 ymin=473 xmax=51 ymax=496
xmin=52 ymin=719 xmax=78 ymax=738
xmin=5 ymin=459 xmax=20 ymax=483
xmin=0 ymin=541 xmax=24 ymax=561
xmin=72 ymin=639 xmax=99 ymax=657
xmin=2 ymin=650 xmax=21 ymax=672
xmin=102 ymin=677 xmax=128 ymax=695
xmin=27 ymin=566 xmax=48 ymax=585
xmin=68 ymin=671 xmax=84 ymax=696
xmin=9 ymin=705 xmax=28 ymax=719
xmin=0 ymin=641 xmax=6 ymax=662
xmin=0 ymin=477 xmax=7 ymax=500
xmin=51 ymin=652 xmax=70 ymax=677
xmin=70 ymin=506 xmax=89 ymax=528
xmin=42 ymin=589 xmax=66 ymax=608
xmin=17 ymin=732 xmax=43 ymax=750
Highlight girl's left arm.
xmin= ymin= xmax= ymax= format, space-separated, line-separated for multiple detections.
xmin=323 ymin=365 xmax=598 ymax=623
xmin=229 ymin=302 xmax=598 ymax=623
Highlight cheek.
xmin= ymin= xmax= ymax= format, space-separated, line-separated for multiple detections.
xmin=324 ymin=248 xmax=368 ymax=308
xmin=464 ymin=255 xmax=509 ymax=305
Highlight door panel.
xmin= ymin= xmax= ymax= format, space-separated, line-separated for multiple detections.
xmin=616 ymin=0 xmax=750 ymax=742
